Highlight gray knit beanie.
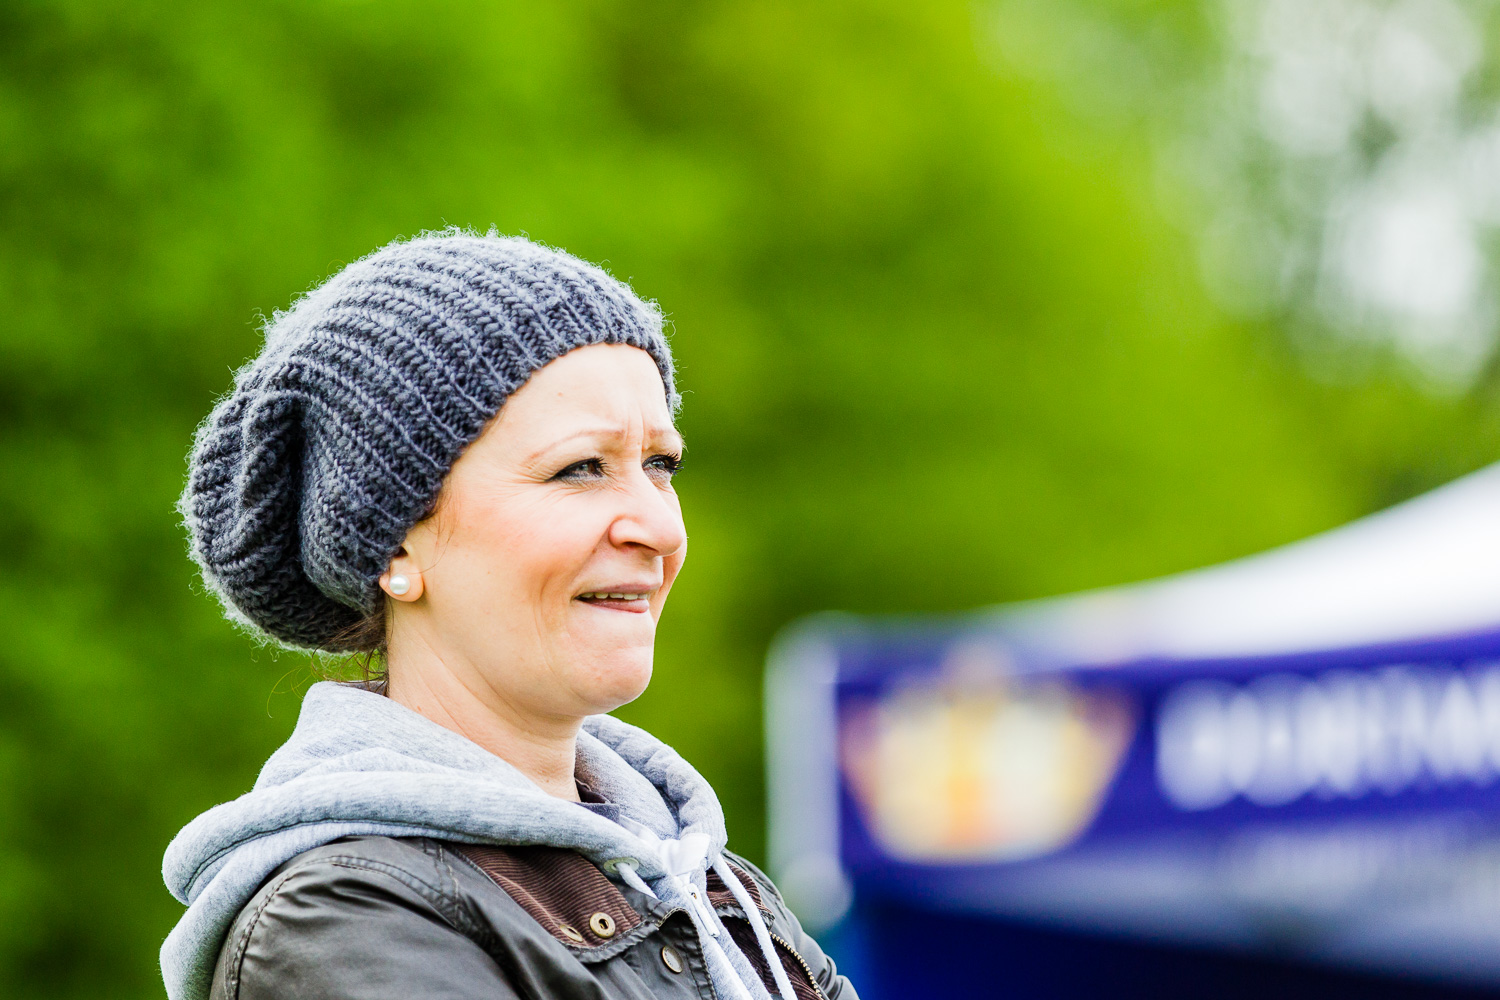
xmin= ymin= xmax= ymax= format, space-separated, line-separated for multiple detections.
xmin=182 ymin=230 xmax=677 ymax=650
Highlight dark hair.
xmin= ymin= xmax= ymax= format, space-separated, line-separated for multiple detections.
xmin=315 ymin=489 xmax=446 ymax=682
xmin=322 ymin=604 xmax=390 ymax=654
xmin=318 ymin=605 xmax=390 ymax=684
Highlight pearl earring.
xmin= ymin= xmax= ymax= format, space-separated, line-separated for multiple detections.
xmin=388 ymin=574 xmax=411 ymax=596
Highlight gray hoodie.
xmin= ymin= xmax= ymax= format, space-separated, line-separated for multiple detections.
xmin=162 ymin=682 xmax=791 ymax=1000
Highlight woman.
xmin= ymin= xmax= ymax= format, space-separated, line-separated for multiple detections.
xmin=161 ymin=231 xmax=857 ymax=1000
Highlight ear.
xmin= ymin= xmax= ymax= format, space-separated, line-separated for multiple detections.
xmin=378 ymin=546 xmax=425 ymax=602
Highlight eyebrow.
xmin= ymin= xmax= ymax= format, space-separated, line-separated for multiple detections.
xmin=521 ymin=424 xmax=685 ymax=465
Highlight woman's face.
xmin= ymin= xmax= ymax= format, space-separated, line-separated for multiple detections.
xmin=386 ymin=343 xmax=686 ymax=722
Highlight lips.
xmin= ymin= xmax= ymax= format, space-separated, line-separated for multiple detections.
xmin=574 ymin=587 xmax=656 ymax=613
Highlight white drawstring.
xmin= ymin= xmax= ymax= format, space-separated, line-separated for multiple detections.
xmin=712 ymin=857 xmax=797 ymax=1000
xmin=615 ymin=860 xmax=654 ymax=897
xmin=615 ymin=839 xmax=796 ymax=1000
xmin=616 ymin=830 xmax=723 ymax=934
xmin=614 ymin=861 xmax=711 ymax=930
xmin=616 ymin=859 xmax=757 ymax=1000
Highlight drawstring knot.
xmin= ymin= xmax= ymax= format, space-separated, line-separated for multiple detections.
xmin=616 ymin=830 xmax=722 ymax=934
xmin=612 ymin=828 xmax=794 ymax=1000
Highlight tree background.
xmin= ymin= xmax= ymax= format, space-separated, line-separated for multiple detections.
xmin=3 ymin=1 xmax=1499 ymax=996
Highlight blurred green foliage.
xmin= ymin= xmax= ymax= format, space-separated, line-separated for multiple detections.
xmin=4 ymin=1 xmax=1500 ymax=996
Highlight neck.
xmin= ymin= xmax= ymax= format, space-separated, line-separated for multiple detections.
xmin=383 ymin=629 xmax=583 ymax=802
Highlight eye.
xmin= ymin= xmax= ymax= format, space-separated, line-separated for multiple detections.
xmin=644 ymin=453 xmax=682 ymax=481
xmin=551 ymin=458 xmax=605 ymax=481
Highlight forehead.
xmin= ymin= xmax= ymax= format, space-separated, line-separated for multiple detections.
xmin=486 ymin=344 xmax=679 ymax=452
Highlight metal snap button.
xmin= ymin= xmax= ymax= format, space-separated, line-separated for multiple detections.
xmin=558 ymin=923 xmax=584 ymax=943
xmin=661 ymin=943 xmax=684 ymax=974
xmin=589 ymin=912 xmax=617 ymax=938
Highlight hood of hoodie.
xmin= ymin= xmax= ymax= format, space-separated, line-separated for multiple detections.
xmin=160 ymin=682 xmax=740 ymax=1000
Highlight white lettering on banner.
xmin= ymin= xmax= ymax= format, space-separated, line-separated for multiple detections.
xmin=1156 ymin=664 xmax=1500 ymax=810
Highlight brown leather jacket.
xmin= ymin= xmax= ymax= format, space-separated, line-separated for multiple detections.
xmin=210 ymin=835 xmax=858 ymax=1000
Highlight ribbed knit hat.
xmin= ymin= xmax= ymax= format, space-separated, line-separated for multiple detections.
xmin=182 ymin=230 xmax=677 ymax=650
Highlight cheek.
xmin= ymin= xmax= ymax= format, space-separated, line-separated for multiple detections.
xmin=448 ymin=499 xmax=602 ymax=599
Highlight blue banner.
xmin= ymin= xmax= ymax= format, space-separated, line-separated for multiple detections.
xmin=776 ymin=622 xmax=1500 ymax=980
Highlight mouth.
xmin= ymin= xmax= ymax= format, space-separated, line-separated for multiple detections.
xmin=574 ymin=588 xmax=656 ymax=614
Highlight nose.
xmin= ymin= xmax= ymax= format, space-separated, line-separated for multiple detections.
xmin=608 ymin=470 xmax=687 ymax=558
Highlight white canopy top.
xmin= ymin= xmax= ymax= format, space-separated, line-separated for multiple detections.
xmin=997 ymin=462 xmax=1500 ymax=665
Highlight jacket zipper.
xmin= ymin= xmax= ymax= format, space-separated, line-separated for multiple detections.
xmin=768 ymin=930 xmax=830 ymax=1000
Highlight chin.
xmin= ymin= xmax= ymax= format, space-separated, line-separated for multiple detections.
xmin=576 ymin=647 xmax=655 ymax=712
